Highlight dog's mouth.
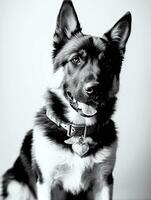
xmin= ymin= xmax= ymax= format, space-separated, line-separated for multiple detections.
xmin=66 ymin=92 xmax=98 ymax=118
xmin=77 ymin=101 xmax=97 ymax=117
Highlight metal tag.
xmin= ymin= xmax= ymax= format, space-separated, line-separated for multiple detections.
xmin=72 ymin=137 xmax=89 ymax=157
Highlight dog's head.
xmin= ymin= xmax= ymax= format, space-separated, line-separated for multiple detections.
xmin=50 ymin=0 xmax=131 ymax=121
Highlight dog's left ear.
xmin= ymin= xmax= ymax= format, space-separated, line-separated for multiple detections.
xmin=54 ymin=0 xmax=81 ymax=47
xmin=103 ymin=12 xmax=132 ymax=51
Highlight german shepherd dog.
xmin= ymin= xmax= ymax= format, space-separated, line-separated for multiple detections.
xmin=0 ymin=0 xmax=131 ymax=199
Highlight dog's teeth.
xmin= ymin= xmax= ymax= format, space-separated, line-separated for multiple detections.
xmin=73 ymin=98 xmax=76 ymax=103
xmin=77 ymin=102 xmax=82 ymax=109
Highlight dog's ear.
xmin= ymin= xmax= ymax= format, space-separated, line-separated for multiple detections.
xmin=54 ymin=0 xmax=81 ymax=47
xmin=103 ymin=12 xmax=132 ymax=51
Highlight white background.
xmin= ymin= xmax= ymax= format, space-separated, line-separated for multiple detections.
xmin=0 ymin=0 xmax=151 ymax=199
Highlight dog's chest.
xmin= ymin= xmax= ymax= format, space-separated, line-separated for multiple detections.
xmin=33 ymin=127 xmax=116 ymax=194
xmin=52 ymin=155 xmax=95 ymax=194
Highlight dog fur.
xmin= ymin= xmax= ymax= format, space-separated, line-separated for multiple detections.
xmin=0 ymin=0 xmax=131 ymax=199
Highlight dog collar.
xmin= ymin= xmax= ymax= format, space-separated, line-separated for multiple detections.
xmin=46 ymin=109 xmax=97 ymax=157
xmin=46 ymin=109 xmax=88 ymax=137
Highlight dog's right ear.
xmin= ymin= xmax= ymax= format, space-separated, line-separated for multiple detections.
xmin=53 ymin=0 xmax=81 ymax=48
xmin=103 ymin=12 xmax=132 ymax=52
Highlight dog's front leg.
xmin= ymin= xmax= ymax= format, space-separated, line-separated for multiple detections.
xmin=93 ymin=183 xmax=113 ymax=200
xmin=37 ymin=180 xmax=51 ymax=200
xmin=92 ymin=174 xmax=113 ymax=200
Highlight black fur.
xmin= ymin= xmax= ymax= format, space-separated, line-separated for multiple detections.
xmin=53 ymin=0 xmax=82 ymax=58
xmin=1 ymin=130 xmax=37 ymax=198
xmin=46 ymin=91 xmax=69 ymax=123
xmin=107 ymin=173 xmax=114 ymax=185
xmin=35 ymin=107 xmax=72 ymax=150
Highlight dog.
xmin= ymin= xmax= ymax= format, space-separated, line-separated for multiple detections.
xmin=0 ymin=0 xmax=131 ymax=199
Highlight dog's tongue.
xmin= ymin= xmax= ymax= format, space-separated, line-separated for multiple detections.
xmin=78 ymin=102 xmax=97 ymax=116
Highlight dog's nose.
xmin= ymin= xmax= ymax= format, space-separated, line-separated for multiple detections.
xmin=84 ymin=82 xmax=99 ymax=96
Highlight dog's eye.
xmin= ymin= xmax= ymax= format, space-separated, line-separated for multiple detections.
xmin=71 ymin=56 xmax=81 ymax=65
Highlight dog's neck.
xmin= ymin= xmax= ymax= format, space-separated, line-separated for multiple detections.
xmin=44 ymin=88 xmax=115 ymax=156
xmin=46 ymin=108 xmax=94 ymax=137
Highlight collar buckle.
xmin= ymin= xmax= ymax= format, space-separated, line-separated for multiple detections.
xmin=67 ymin=124 xmax=75 ymax=137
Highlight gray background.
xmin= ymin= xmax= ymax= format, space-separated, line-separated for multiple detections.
xmin=0 ymin=0 xmax=151 ymax=199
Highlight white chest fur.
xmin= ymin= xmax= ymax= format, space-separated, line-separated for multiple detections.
xmin=33 ymin=126 xmax=117 ymax=194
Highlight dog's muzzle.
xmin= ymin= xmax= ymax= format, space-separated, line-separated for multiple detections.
xmin=66 ymin=82 xmax=100 ymax=118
